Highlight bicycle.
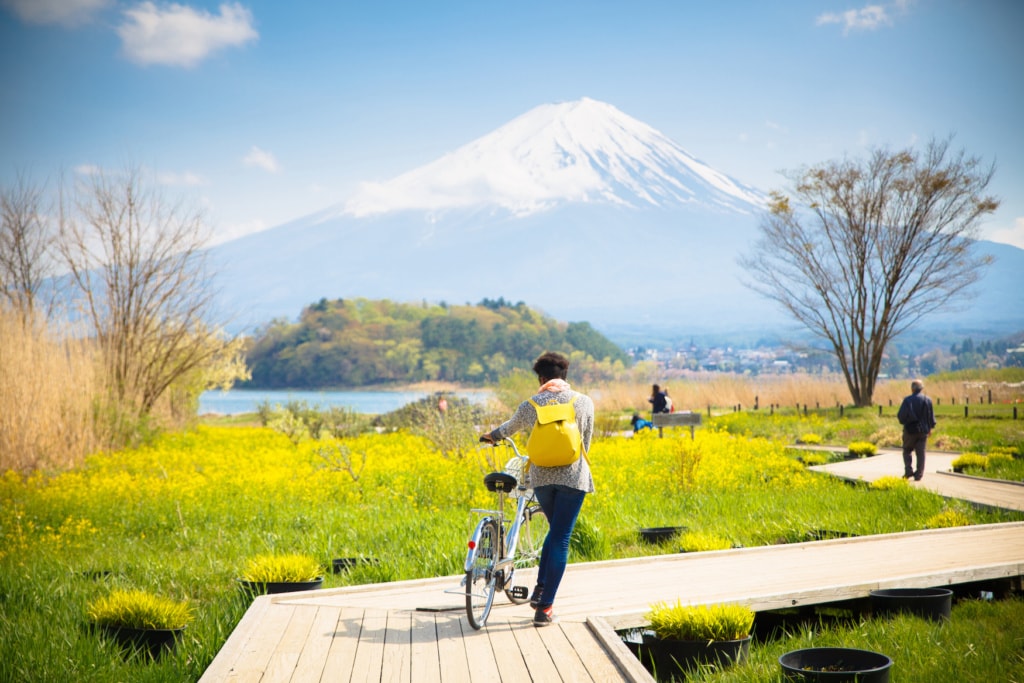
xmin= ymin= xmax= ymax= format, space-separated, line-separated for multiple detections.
xmin=461 ymin=437 xmax=547 ymax=630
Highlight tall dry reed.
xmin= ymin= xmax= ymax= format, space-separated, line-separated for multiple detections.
xmin=0 ymin=307 xmax=101 ymax=471
xmin=587 ymin=373 xmax=1024 ymax=414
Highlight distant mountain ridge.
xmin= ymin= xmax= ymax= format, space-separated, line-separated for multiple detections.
xmin=338 ymin=98 xmax=767 ymax=218
xmin=209 ymin=98 xmax=1024 ymax=343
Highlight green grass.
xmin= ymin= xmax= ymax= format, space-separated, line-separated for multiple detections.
xmin=1 ymin=416 xmax=1022 ymax=682
xmin=694 ymin=598 xmax=1024 ymax=683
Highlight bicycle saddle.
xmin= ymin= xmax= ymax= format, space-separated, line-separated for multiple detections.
xmin=484 ymin=472 xmax=517 ymax=492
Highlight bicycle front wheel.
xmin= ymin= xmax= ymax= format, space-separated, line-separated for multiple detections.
xmin=466 ymin=519 xmax=500 ymax=629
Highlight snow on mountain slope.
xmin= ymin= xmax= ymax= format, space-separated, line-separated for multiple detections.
xmin=340 ymin=97 xmax=766 ymax=218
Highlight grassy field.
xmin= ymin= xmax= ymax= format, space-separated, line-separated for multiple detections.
xmin=2 ymin=408 xmax=1023 ymax=682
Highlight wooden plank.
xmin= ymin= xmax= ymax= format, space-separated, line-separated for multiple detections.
xmin=321 ymin=607 xmax=368 ymax=683
xmin=585 ymin=617 xmax=655 ymax=683
xmin=198 ymin=595 xmax=272 ymax=682
xmin=224 ymin=603 xmax=295 ymax=683
xmin=561 ymin=620 xmax=648 ymax=682
xmin=410 ymin=611 xmax=442 ymax=682
xmin=508 ymin=619 xmax=562 ymax=681
xmin=480 ymin=618 xmax=527 ymax=683
xmin=531 ymin=622 xmax=591 ymax=682
xmin=381 ymin=611 xmax=412 ymax=683
xmin=262 ymin=604 xmax=317 ymax=683
xmin=289 ymin=606 xmax=341 ymax=683
xmin=462 ymin=618 xmax=501 ymax=683
xmin=434 ymin=613 xmax=472 ymax=683
xmin=348 ymin=608 xmax=388 ymax=683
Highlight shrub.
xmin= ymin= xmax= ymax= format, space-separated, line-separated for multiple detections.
xmin=799 ymin=452 xmax=828 ymax=466
xmin=847 ymin=441 xmax=877 ymax=457
xmin=678 ymin=531 xmax=733 ymax=552
xmin=926 ymin=509 xmax=972 ymax=529
xmin=646 ymin=600 xmax=754 ymax=641
xmin=952 ymin=452 xmax=988 ymax=472
xmin=87 ymin=589 xmax=192 ymax=630
xmin=933 ymin=434 xmax=972 ymax=451
xmin=989 ymin=445 xmax=1020 ymax=457
xmin=870 ymin=476 xmax=910 ymax=491
xmin=796 ymin=433 xmax=822 ymax=445
xmin=868 ymin=425 xmax=903 ymax=448
xmin=240 ymin=553 xmax=323 ymax=582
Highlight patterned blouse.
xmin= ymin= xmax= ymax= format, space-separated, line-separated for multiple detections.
xmin=487 ymin=388 xmax=595 ymax=494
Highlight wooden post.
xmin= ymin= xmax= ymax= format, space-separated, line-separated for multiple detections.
xmin=754 ymin=395 xmax=759 ymax=410
xmin=988 ymin=389 xmax=992 ymax=404
xmin=839 ymin=405 xmax=844 ymax=418
xmin=1015 ymin=407 xmax=1018 ymax=420
xmin=965 ymin=406 xmax=969 ymax=418
xmin=878 ymin=405 xmax=882 ymax=417
xmin=770 ymin=404 xmax=774 ymax=416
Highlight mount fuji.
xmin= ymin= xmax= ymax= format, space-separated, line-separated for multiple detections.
xmin=209 ymin=98 xmax=1024 ymax=341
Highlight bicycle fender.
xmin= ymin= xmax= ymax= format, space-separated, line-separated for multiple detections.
xmin=464 ymin=516 xmax=495 ymax=573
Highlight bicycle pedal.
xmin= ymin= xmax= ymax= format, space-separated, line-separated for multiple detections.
xmin=508 ymin=586 xmax=528 ymax=600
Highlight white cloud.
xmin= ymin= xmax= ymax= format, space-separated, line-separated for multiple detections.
xmin=117 ymin=2 xmax=258 ymax=68
xmin=243 ymin=146 xmax=280 ymax=173
xmin=816 ymin=4 xmax=892 ymax=33
xmin=1 ymin=0 xmax=109 ymax=26
xmin=73 ymin=163 xmax=102 ymax=176
xmin=157 ymin=170 xmax=204 ymax=186
xmin=987 ymin=217 xmax=1024 ymax=251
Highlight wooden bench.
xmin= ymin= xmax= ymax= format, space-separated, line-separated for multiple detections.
xmin=652 ymin=411 xmax=701 ymax=438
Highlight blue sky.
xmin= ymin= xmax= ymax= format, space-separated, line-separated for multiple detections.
xmin=2 ymin=0 xmax=1022 ymax=248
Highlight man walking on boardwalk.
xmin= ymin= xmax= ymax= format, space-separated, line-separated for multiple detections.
xmin=897 ymin=379 xmax=936 ymax=481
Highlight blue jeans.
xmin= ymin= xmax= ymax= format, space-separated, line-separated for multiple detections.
xmin=532 ymin=484 xmax=587 ymax=609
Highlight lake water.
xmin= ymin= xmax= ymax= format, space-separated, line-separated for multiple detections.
xmin=199 ymin=388 xmax=490 ymax=415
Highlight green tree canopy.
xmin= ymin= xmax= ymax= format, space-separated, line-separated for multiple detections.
xmin=243 ymin=298 xmax=629 ymax=388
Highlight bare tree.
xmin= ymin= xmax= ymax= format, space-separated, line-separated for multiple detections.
xmin=57 ymin=165 xmax=233 ymax=423
xmin=0 ymin=171 xmax=56 ymax=320
xmin=741 ymin=138 xmax=998 ymax=406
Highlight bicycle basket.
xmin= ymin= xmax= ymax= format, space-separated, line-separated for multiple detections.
xmin=502 ymin=455 xmax=533 ymax=498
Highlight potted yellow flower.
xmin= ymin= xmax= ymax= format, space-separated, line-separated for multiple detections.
xmin=239 ymin=553 xmax=324 ymax=595
xmin=639 ymin=601 xmax=754 ymax=678
xmin=87 ymin=588 xmax=192 ymax=658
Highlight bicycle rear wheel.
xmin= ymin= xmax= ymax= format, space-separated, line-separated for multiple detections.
xmin=504 ymin=503 xmax=547 ymax=604
xmin=466 ymin=519 xmax=500 ymax=629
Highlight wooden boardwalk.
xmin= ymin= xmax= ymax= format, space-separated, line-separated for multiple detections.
xmin=199 ymin=451 xmax=1024 ymax=682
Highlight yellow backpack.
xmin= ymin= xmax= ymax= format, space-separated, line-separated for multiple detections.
xmin=526 ymin=399 xmax=583 ymax=467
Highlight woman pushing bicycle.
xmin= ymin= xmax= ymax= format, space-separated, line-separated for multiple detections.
xmin=480 ymin=351 xmax=594 ymax=627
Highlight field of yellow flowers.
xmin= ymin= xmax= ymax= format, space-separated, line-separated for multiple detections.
xmin=1 ymin=424 xmax=1020 ymax=682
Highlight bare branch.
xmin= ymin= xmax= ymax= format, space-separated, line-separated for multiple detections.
xmin=740 ymin=137 xmax=998 ymax=406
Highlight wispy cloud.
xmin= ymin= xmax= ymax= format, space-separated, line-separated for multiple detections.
xmin=117 ymin=2 xmax=258 ymax=67
xmin=243 ymin=146 xmax=280 ymax=173
xmin=816 ymin=4 xmax=892 ymax=34
xmin=157 ymin=170 xmax=204 ymax=186
xmin=73 ymin=163 xmax=102 ymax=176
xmin=1 ymin=0 xmax=110 ymax=27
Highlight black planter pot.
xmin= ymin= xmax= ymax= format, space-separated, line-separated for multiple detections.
xmin=239 ymin=577 xmax=324 ymax=595
xmin=639 ymin=633 xmax=750 ymax=679
xmin=639 ymin=526 xmax=685 ymax=544
xmin=870 ymin=587 xmax=952 ymax=622
xmin=100 ymin=624 xmax=184 ymax=659
xmin=779 ymin=647 xmax=892 ymax=682
xmin=332 ymin=557 xmax=380 ymax=573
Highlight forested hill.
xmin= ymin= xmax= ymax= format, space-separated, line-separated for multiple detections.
xmin=242 ymin=297 xmax=630 ymax=388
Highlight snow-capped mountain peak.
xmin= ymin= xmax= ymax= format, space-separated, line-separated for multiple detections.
xmin=340 ymin=97 xmax=765 ymax=218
